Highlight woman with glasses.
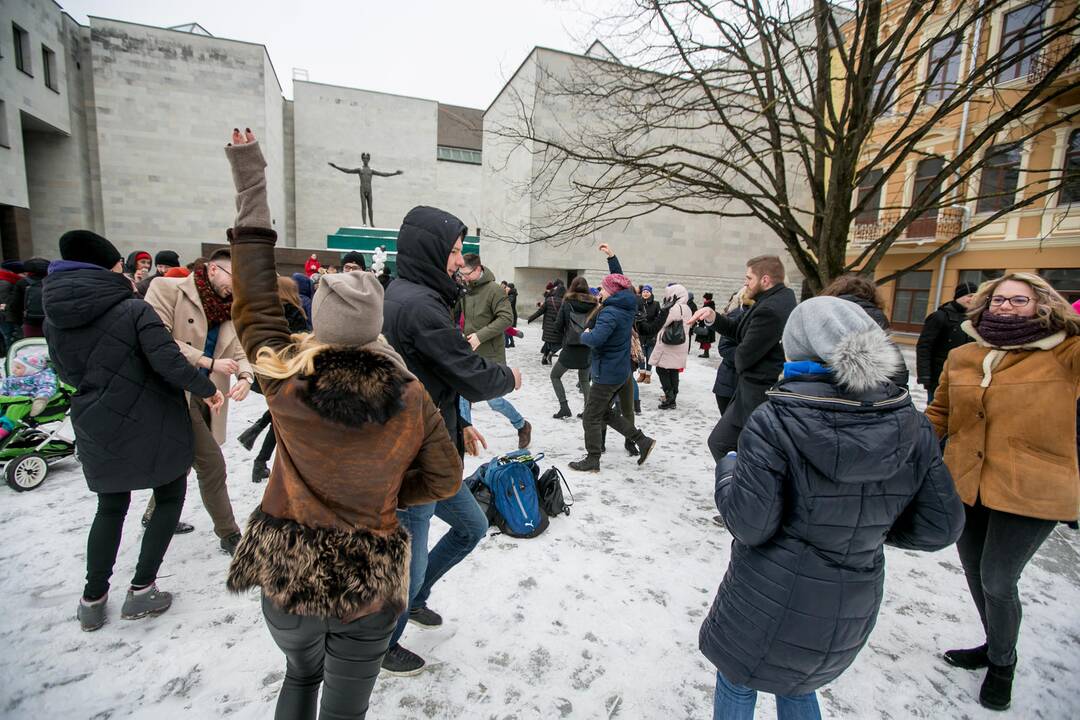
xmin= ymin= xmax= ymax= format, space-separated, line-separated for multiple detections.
xmin=926 ymin=273 xmax=1080 ymax=711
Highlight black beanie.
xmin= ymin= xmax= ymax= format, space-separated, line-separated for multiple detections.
xmin=954 ymin=282 xmax=979 ymax=300
xmin=59 ymin=230 xmax=123 ymax=270
xmin=341 ymin=251 xmax=367 ymax=271
xmin=154 ymin=250 xmax=181 ymax=268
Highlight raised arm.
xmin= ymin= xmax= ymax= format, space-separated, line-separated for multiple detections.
xmin=371 ymin=168 xmax=404 ymax=178
xmin=328 ymin=162 xmax=361 ymax=174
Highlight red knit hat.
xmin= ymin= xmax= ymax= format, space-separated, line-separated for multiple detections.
xmin=601 ymin=273 xmax=632 ymax=295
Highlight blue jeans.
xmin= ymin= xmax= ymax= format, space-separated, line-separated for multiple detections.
xmin=390 ymin=482 xmax=488 ymax=647
xmin=460 ymin=395 xmax=525 ymax=430
xmin=640 ymin=341 xmax=655 ymax=372
xmin=713 ymin=672 xmax=820 ymax=720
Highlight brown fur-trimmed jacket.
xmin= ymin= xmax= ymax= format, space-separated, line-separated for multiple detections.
xmin=224 ymin=219 xmax=462 ymax=622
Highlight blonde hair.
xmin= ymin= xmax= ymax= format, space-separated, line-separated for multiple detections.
xmin=969 ymin=272 xmax=1080 ymax=336
xmin=253 ymin=332 xmax=329 ymax=380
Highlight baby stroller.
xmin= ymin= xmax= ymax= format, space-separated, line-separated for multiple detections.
xmin=0 ymin=338 xmax=77 ymax=491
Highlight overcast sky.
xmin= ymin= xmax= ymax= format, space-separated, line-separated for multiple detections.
xmin=56 ymin=0 xmax=611 ymax=109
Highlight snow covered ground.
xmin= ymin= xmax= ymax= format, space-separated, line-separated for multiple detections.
xmin=1 ymin=330 xmax=1077 ymax=719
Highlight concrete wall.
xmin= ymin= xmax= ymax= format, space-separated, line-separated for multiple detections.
xmin=0 ymin=0 xmax=72 ymax=209
xmin=292 ymin=81 xmax=483 ymax=246
xmin=283 ymin=99 xmax=296 ymax=246
xmin=86 ymin=18 xmax=285 ymax=261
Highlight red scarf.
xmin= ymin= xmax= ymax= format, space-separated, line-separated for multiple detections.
xmin=193 ymin=264 xmax=232 ymax=325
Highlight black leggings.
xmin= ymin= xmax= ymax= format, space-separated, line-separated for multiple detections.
xmin=262 ymin=594 xmax=397 ymax=720
xmin=257 ymin=422 xmax=277 ymax=463
xmin=84 ymin=476 xmax=186 ymax=600
xmin=955 ymin=500 xmax=1057 ymax=666
xmin=657 ymin=367 xmax=680 ymax=398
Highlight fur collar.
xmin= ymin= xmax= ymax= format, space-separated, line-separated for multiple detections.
xmin=298 ymin=346 xmax=412 ymax=427
xmin=829 ymin=328 xmax=904 ymax=393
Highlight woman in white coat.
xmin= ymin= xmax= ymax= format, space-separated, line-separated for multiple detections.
xmin=649 ymin=283 xmax=694 ymax=409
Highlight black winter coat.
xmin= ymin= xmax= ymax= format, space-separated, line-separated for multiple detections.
xmin=555 ymin=293 xmax=598 ymax=370
xmin=700 ymin=375 xmax=964 ymax=696
xmin=42 ymin=264 xmax=217 ymax=493
xmin=6 ymin=258 xmax=50 ymax=326
xmin=711 ymin=284 xmax=797 ymax=427
xmin=635 ymin=297 xmax=662 ymax=345
xmin=915 ymin=301 xmax=971 ymax=389
xmin=712 ymin=306 xmax=746 ymax=398
xmin=529 ymin=288 xmax=565 ymax=345
xmin=383 ymin=206 xmax=516 ymax=456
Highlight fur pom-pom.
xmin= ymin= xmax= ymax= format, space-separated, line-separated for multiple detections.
xmin=829 ymin=328 xmax=903 ymax=393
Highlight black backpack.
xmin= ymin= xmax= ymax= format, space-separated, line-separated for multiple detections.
xmin=564 ymin=308 xmax=590 ymax=346
xmin=537 ymin=467 xmax=574 ymax=517
xmin=24 ymin=278 xmax=46 ymax=323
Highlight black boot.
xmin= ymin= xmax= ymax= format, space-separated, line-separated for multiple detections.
xmin=634 ymin=399 xmax=641 ymax=414
xmin=237 ymin=416 xmax=270 ymax=451
xmin=553 ymin=403 xmax=572 ymax=420
xmin=569 ymin=455 xmax=601 ymax=472
xmin=624 ymin=438 xmax=639 ymax=457
xmin=979 ymin=661 xmax=1016 ymax=711
xmin=541 ymin=353 xmax=551 ymax=366
xmin=658 ymin=394 xmax=676 ymax=410
xmin=943 ymin=644 xmax=989 ymax=670
xmin=635 ymin=435 xmax=656 ymax=465
xmin=252 ymin=461 xmax=270 ymax=483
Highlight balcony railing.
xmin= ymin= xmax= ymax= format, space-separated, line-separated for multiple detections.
xmin=1030 ymin=41 xmax=1080 ymax=84
xmin=849 ymin=206 xmax=964 ymax=248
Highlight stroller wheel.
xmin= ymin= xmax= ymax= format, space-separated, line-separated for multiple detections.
xmin=6 ymin=454 xmax=50 ymax=492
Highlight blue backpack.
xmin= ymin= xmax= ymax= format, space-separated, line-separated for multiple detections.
xmin=481 ymin=451 xmax=549 ymax=538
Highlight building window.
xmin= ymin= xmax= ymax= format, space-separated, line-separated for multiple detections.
xmin=42 ymin=45 xmax=58 ymax=92
xmin=998 ymin=2 xmax=1043 ymax=83
xmin=855 ymin=169 xmax=883 ymax=224
xmin=1061 ymin=129 xmax=1080 ymax=205
xmin=437 ymin=146 xmax=481 ymax=165
xmin=891 ymin=270 xmax=933 ymax=330
xmin=0 ymin=100 xmax=9 ymax=148
xmin=976 ymin=143 xmax=1022 ymax=213
xmin=13 ymin=23 xmax=32 ymax=76
xmin=926 ymin=34 xmax=962 ymax=103
xmin=872 ymin=58 xmax=898 ymax=114
xmin=957 ymin=269 xmax=1004 ymax=288
xmin=1039 ymin=267 xmax=1080 ymax=304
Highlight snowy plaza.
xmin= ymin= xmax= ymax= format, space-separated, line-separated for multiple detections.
xmin=1 ymin=334 xmax=1077 ymax=719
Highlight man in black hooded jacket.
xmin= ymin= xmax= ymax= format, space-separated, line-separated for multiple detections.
xmin=381 ymin=205 xmax=521 ymax=675
xmin=916 ymin=282 xmax=976 ymax=403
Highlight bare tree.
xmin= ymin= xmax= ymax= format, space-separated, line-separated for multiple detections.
xmin=488 ymin=0 xmax=1080 ymax=292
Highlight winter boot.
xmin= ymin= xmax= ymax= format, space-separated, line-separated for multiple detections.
xmin=517 ymin=421 xmax=533 ymax=449
xmin=237 ymin=416 xmax=270 ymax=451
xmin=141 ymin=516 xmax=194 ymax=535
xmin=541 ymin=353 xmax=551 ymax=366
xmin=220 ymin=532 xmax=242 ymax=556
xmin=408 ymin=605 xmax=443 ymax=628
xmin=658 ymin=394 xmax=677 ymax=410
xmin=121 ymin=583 xmax=172 ymax=619
xmin=78 ymin=594 xmax=108 ymax=632
xmin=381 ymin=644 xmax=426 ymax=676
xmin=569 ymin=455 xmax=601 ymax=473
xmin=636 ymin=371 xmax=647 ymax=383
xmin=624 ymin=438 xmax=639 ymax=457
xmin=553 ymin=403 xmax=573 ymax=420
xmin=634 ymin=399 xmax=642 ymax=414
xmin=944 ymin=644 xmax=990 ymax=670
xmin=699 ymin=349 xmax=710 ymax=358
xmin=635 ymin=435 xmax=656 ymax=465
xmin=252 ymin=461 xmax=270 ymax=483
xmin=641 ymin=372 xmax=652 ymax=384
xmin=979 ymin=661 xmax=1016 ymax=711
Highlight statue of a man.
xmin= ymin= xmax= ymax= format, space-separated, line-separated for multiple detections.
xmin=328 ymin=153 xmax=403 ymax=227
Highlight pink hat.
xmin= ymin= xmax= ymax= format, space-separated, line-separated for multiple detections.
xmin=601 ymin=273 xmax=632 ymax=295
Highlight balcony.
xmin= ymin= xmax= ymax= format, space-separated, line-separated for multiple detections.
xmin=849 ymin=206 xmax=964 ymax=248
xmin=1030 ymin=40 xmax=1080 ymax=84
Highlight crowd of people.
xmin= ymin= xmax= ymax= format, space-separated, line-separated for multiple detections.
xmin=7 ymin=125 xmax=1076 ymax=720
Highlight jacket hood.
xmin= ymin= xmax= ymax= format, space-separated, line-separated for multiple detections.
xmin=603 ymin=288 xmax=638 ymax=312
xmin=42 ymin=266 xmax=135 ymax=329
xmin=839 ymin=294 xmax=889 ymax=330
xmin=396 ymin=206 xmax=466 ymax=306
xmin=564 ymin=292 xmax=598 ymax=310
xmin=297 ymin=346 xmax=411 ymax=427
xmin=938 ymin=300 xmax=967 ymax=318
xmin=768 ymin=377 xmax=912 ymax=483
xmin=23 ymin=258 xmax=50 ymax=277
xmin=826 ymin=327 xmax=904 ymax=393
xmin=0 ymin=269 xmax=21 ymax=285
xmin=663 ymin=284 xmax=689 ymax=306
xmin=467 ymin=266 xmax=496 ymax=293
xmin=291 ymin=272 xmax=313 ymax=298
xmin=124 ymin=250 xmax=150 ymax=274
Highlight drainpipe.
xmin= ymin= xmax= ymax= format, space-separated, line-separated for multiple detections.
xmin=932 ymin=11 xmax=983 ymax=310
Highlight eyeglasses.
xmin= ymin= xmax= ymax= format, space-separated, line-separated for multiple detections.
xmin=211 ymin=263 xmax=232 ymax=277
xmin=989 ymin=295 xmax=1031 ymax=308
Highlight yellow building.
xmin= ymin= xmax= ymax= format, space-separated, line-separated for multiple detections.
xmin=847 ymin=1 xmax=1080 ymax=337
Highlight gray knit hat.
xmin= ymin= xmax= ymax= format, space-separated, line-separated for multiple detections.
xmin=310 ymin=271 xmax=384 ymax=345
xmin=783 ymin=296 xmax=878 ymax=362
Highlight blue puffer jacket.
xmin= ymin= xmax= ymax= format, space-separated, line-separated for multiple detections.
xmin=700 ymin=358 xmax=964 ymax=695
xmin=580 ymin=288 xmax=637 ymax=385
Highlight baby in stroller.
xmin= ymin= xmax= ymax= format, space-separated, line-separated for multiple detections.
xmin=0 ymin=346 xmax=58 ymax=438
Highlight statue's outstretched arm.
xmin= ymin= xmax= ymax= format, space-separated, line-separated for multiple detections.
xmin=328 ymin=162 xmax=361 ymax=174
xmin=371 ymin=169 xmax=404 ymax=177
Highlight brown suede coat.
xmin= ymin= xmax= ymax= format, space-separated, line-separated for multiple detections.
xmin=926 ymin=322 xmax=1080 ymax=521
xmin=225 ymin=224 xmax=462 ymax=621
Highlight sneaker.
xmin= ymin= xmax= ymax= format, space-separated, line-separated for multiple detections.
xmin=252 ymin=461 xmax=270 ymax=483
xmin=409 ymin=605 xmax=443 ymax=627
xmin=979 ymin=662 xmax=1016 ymax=711
xmin=120 ymin=583 xmax=172 ymax=619
xmin=78 ymin=594 xmax=108 ymax=632
xmin=381 ymin=644 xmax=426 ymax=676
xmin=141 ymin=517 xmax=194 ymax=535
xmin=517 ymin=421 xmax=532 ymax=449
xmin=624 ymin=438 xmax=639 ymax=457
xmin=220 ymin=532 xmax=242 ymax=556
xmin=569 ymin=455 xmax=601 ymax=473
xmin=944 ymin=644 xmax=990 ymax=670
xmin=636 ymin=436 xmax=656 ymax=465
xmin=237 ymin=422 xmax=264 ymax=451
